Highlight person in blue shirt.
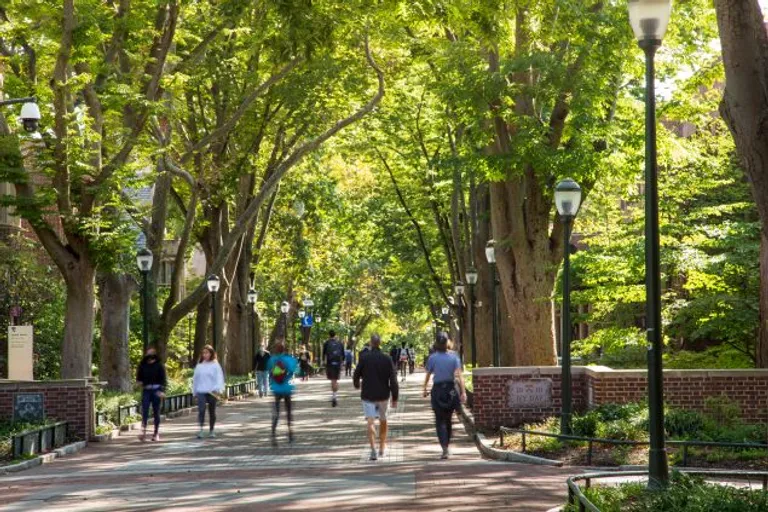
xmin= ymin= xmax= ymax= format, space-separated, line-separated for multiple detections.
xmin=266 ymin=341 xmax=298 ymax=446
xmin=423 ymin=332 xmax=467 ymax=459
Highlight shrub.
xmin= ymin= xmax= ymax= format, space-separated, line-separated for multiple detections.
xmin=664 ymin=408 xmax=706 ymax=439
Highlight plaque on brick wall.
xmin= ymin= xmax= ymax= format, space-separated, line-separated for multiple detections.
xmin=508 ymin=378 xmax=553 ymax=408
xmin=14 ymin=393 xmax=44 ymax=423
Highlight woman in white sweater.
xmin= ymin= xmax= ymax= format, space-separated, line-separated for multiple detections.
xmin=193 ymin=345 xmax=225 ymax=438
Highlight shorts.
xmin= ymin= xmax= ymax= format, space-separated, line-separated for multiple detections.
xmin=326 ymin=364 xmax=341 ymax=380
xmin=362 ymin=400 xmax=389 ymax=420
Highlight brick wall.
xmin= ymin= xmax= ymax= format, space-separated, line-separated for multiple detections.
xmin=0 ymin=379 xmax=94 ymax=440
xmin=473 ymin=366 xmax=768 ymax=430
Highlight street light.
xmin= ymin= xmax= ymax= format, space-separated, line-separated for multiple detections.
xmin=206 ymin=274 xmax=221 ymax=350
xmin=629 ymin=0 xmax=672 ymax=489
xmin=248 ymin=288 xmax=258 ymax=358
xmin=486 ymin=239 xmax=500 ymax=366
xmin=136 ymin=248 xmax=153 ymax=353
xmin=280 ymin=300 xmax=290 ymax=344
xmin=455 ymin=282 xmax=465 ymax=363
xmin=555 ymin=178 xmax=582 ymax=436
xmin=465 ymin=267 xmax=479 ymax=367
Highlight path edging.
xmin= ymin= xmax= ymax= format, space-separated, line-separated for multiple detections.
xmin=0 ymin=440 xmax=87 ymax=475
xmin=458 ymin=404 xmax=564 ymax=467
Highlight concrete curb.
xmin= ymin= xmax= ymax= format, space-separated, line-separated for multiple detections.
xmin=0 ymin=440 xmax=87 ymax=475
xmin=458 ymin=404 xmax=564 ymax=467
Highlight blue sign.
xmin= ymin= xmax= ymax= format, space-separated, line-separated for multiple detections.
xmin=301 ymin=315 xmax=314 ymax=328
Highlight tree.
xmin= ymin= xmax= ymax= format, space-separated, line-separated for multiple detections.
xmin=714 ymin=0 xmax=768 ymax=366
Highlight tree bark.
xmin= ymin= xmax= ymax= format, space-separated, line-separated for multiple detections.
xmin=193 ymin=294 xmax=211 ymax=364
xmin=98 ymin=272 xmax=135 ymax=392
xmin=715 ymin=0 xmax=768 ymax=367
xmin=61 ymin=261 xmax=97 ymax=378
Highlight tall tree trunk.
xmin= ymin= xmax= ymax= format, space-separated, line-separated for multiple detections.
xmin=193 ymin=294 xmax=211 ymax=364
xmin=473 ymin=184 xmax=495 ymax=366
xmin=715 ymin=0 xmax=768 ymax=367
xmin=61 ymin=261 xmax=97 ymax=378
xmin=98 ymin=272 xmax=134 ymax=392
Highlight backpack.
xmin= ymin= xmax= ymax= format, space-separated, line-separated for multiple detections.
xmin=271 ymin=358 xmax=288 ymax=384
xmin=327 ymin=340 xmax=344 ymax=363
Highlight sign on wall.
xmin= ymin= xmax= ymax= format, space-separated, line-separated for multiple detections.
xmin=8 ymin=325 xmax=33 ymax=381
xmin=507 ymin=378 xmax=553 ymax=408
xmin=14 ymin=393 xmax=44 ymax=423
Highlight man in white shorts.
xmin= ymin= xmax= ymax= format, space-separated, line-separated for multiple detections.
xmin=353 ymin=334 xmax=399 ymax=461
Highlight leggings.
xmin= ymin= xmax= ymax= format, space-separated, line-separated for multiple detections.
xmin=433 ymin=407 xmax=454 ymax=449
xmin=272 ymin=394 xmax=293 ymax=432
xmin=141 ymin=389 xmax=161 ymax=434
xmin=196 ymin=393 xmax=217 ymax=430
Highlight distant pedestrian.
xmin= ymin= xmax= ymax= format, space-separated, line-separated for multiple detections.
xmin=267 ymin=341 xmax=298 ymax=446
xmin=253 ymin=345 xmax=271 ymax=398
xmin=397 ymin=342 xmax=409 ymax=382
xmin=353 ymin=334 xmax=399 ymax=461
xmin=423 ymin=333 xmax=466 ymax=459
xmin=323 ymin=330 xmax=345 ymax=407
xmin=298 ymin=345 xmax=312 ymax=381
xmin=193 ymin=345 xmax=225 ymax=439
xmin=344 ymin=348 xmax=354 ymax=377
xmin=136 ymin=346 xmax=167 ymax=442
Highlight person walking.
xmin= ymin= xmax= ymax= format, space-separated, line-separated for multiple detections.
xmin=397 ymin=342 xmax=409 ymax=382
xmin=267 ymin=341 xmax=298 ymax=446
xmin=423 ymin=332 xmax=466 ymax=459
xmin=322 ymin=330 xmax=345 ymax=407
xmin=407 ymin=344 xmax=416 ymax=374
xmin=298 ymin=345 xmax=312 ymax=382
xmin=253 ymin=345 xmax=271 ymax=398
xmin=353 ymin=334 xmax=399 ymax=461
xmin=344 ymin=348 xmax=354 ymax=377
xmin=136 ymin=346 xmax=167 ymax=442
xmin=193 ymin=345 xmax=225 ymax=439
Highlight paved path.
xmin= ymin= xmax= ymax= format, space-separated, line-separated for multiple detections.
xmin=1 ymin=372 xmax=575 ymax=511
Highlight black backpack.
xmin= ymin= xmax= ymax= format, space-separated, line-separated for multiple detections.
xmin=327 ymin=339 xmax=344 ymax=363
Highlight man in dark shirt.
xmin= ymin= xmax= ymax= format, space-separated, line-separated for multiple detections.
xmin=253 ymin=346 xmax=270 ymax=398
xmin=323 ymin=330 xmax=345 ymax=407
xmin=353 ymin=334 xmax=399 ymax=461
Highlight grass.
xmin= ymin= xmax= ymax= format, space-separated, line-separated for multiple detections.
xmin=566 ymin=471 xmax=768 ymax=512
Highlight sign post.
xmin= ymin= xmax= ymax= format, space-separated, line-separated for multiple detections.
xmin=8 ymin=325 xmax=33 ymax=380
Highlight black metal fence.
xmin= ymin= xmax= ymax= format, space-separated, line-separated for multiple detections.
xmin=10 ymin=421 xmax=68 ymax=459
xmin=97 ymin=380 xmax=258 ymax=429
xmin=567 ymin=469 xmax=768 ymax=512
xmin=500 ymin=427 xmax=768 ymax=467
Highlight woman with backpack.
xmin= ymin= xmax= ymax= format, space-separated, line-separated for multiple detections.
xmin=193 ymin=344 xmax=225 ymax=439
xmin=423 ymin=332 xmax=467 ymax=459
xmin=267 ymin=341 xmax=298 ymax=446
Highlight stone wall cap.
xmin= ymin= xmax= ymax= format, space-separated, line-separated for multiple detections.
xmin=472 ymin=366 xmax=768 ymax=379
xmin=473 ymin=366 xmax=591 ymax=377
xmin=0 ymin=379 xmax=93 ymax=388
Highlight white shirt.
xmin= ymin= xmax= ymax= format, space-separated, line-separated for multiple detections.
xmin=193 ymin=360 xmax=225 ymax=395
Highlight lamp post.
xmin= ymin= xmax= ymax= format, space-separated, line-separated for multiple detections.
xmin=455 ymin=282 xmax=465 ymax=363
xmin=304 ymin=298 xmax=314 ymax=348
xmin=555 ymin=178 xmax=582 ymax=436
xmin=465 ymin=268 xmax=478 ymax=367
xmin=441 ymin=305 xmax=450 ymax=332
xmin=136 ymin=248 xmax=153 ymax=353
xmin=248 ymin=288 xmax=258 ymax=358
xmin=206 ymin=275 xmax=221 ymax=350
xmin=629 ymin=0 xmax=672 ymax=489
xmin=280 ymin=300 xmax=290 ymax=344
xmin=298 ymin=309 xmax=306 ymax=352
xmin=486 ymin=240 xmax=500 ymax=367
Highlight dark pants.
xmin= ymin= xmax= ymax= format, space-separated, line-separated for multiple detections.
xmin=345 ymin=362 xmax=352 ymax=376
xmin=141 ymin=389 xmax=161 ymax=434
xmin=272 ymin=394 xmax=293 ymax=433
xmin=431 ymin=382 xmax=457 ymax=449
xmin=197 ymin=393 xmax=217 ymax=430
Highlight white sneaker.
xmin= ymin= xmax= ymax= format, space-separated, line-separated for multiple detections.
xmin=196 ymin=430 xmax=204 ymax=439
xmin=209 ymin=430 xmax=216 ymax=439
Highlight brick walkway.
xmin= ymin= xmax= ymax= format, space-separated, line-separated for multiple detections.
xmin=1 ymin=372 xmax=576 ymax=511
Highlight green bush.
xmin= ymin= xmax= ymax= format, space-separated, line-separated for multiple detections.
xmin=567 ymin=472 xmax=768 ymax=512
xmin=664 ymin=408 xmax=706 ymax=439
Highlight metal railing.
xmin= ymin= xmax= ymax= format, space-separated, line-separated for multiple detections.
xmin=10 ymin=421 xmax=68 ymax=459
xmin=99 ymin=380 xmax=258 ymax=428
xmin=567 ymin=469 xmax=768 ymax=512
xmin=500 ymin=427 xmax=768 ymax=467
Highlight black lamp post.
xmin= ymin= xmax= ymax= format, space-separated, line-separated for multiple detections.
xmin=555 ymin=178 xmax=582 ymax=436
xmin=486 ymin=240 xmax=500 ymax=367
xmin=441 ymin=305 xmax=450 ymax=333
xmin=629 ymin=0 xmax=672 ymax=489
xmin=304 ymin=297 xmax=314 ymax=348
xmin=465 ymin=267 xmax=478 ymax=367
xmin=280 ymin=300 xmax=290 ymax=344
xmin=248 ymin=288 xmax=258 ymax=358
xmin=455 ymin=282 xmax=465 ymax=363
xmin=206 ymin=274 xmax=221 ymax=350
xmin=136 ymin=248 xmax=153 ymax=353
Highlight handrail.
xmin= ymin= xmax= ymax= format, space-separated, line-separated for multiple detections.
xmin=567 ymin=469 xmax=768 ymax=512
xmin=500 ymin=427 xmax=768 ymax=467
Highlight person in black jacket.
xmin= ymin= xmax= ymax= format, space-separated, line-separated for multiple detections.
xmin=253 ymin=346 xmax=270 ymax=398
xmin=353 ymin=334 xmax=399 ymax=461
xmin=136 ymin=347 xmax=167 ymax=442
